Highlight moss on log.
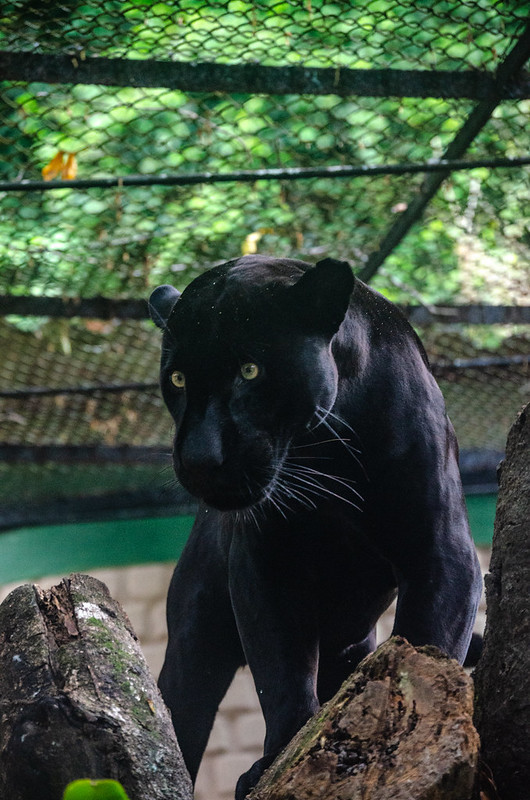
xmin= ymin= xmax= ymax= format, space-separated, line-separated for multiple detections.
xmin=0 ymin=573 xmax=192 ymax=800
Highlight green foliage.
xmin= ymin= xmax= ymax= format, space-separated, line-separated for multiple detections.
xmin=62 ymin=779 xmax=130 ymax=800
xmin=0 ymin=1 xmax=528 ymax=305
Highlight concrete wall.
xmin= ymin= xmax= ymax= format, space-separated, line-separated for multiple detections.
xmin=0 ymin=548 xmax=490 ymax=800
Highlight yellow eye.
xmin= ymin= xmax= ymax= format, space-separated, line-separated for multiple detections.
xmin=240 ymin=363 xmax=259 ymax=380
xmin=171 ymin=370 xmax=186 ymax=389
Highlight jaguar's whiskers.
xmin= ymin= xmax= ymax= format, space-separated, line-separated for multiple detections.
xmin=259 ymin=408 xmax=365 ymax=517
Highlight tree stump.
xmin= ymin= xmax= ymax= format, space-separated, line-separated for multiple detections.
xmin=251 ymin=637 xmax=479 ymax=800
xmin=0 ymin=573 xmax=192 ymax=800
xmin=474 ymin=402 xmax=530 ymax=800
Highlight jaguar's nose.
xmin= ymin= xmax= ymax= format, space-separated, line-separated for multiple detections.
xmin=177 ymin=399 xmax=225 ymax=475
xmin=175 ymin=439 xmax=226 ymax=504
xmin=178 ymin=438 xmax=224 ymax=474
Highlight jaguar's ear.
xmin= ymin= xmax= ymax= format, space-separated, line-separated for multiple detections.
xmin=148 ymin=284 xmax=181 ymax=329
xmin=288 ymin=258 xmax=355 ymax=336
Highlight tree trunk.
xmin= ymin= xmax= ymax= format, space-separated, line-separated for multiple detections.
xmin=0 ymin=573 xmax=192 ymax=800
xmin=251 ymin=637 xmax=479 ymax=800
xmin=473 ymin=402 xmax=530 ymax=799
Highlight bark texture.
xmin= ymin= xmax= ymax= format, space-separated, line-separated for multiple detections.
xmin=251 ymin=637 xmax=479 ymax=800
xmin=474 ymin=402 xmax=530 ymax=799
xmin=0 ymin=573 xmax=192 ymax=800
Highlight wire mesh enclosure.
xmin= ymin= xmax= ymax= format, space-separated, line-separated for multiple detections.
xmin=0 ymin=1 xmax=529 ymax=528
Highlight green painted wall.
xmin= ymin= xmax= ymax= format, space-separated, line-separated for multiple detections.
xmin=0 ymin=515 xmax=194 ymax=585
xmin=465 ymin=493 xmax=497 ymax=547
xmin=0 ymin=494 xmax=496 ymax=586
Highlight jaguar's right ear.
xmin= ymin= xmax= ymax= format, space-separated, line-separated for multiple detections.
xmin=148 ymin=284 xmax=181 ymax=329
xmin=286 ymin=258 xmax=355 ymax=337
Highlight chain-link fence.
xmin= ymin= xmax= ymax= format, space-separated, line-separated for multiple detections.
xmin=0 ymin=1 xmax=529 ymax=527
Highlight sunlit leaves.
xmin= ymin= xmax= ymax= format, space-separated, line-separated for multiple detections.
xmin=62 ymin=153 xmax=78 ymax=179
xmin=41 ymin=151 xmax=65 ymax=181
xmin=0 ymin=1 xmax=528 ymax=306
xmin=42 ymin=151 xmax=78 ymax=181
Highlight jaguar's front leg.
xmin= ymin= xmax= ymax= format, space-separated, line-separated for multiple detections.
xmin=228 ymin=530 xmax=320 ymax=799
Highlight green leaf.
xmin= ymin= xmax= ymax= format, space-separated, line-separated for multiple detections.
xmin=63 ymin=779 xmax=131 ymax=800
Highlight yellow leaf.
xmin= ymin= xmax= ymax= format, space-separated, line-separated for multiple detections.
xmin=62 ymin=153 xmax=78 ymax=180
xmin=242 ymin=232 xmax=261 ymax=255
xmin=146 ymin=697 xmax=156 ymax=715
xmin=42 ymin=151 xmax=65 ymax=181
xmin=241 ymin=227 xmax=274 ymax=255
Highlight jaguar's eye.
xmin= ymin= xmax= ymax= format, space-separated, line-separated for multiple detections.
xmin=240 ymin=362 xmax=259 ymax=381
xmin=170 ymin=370 xmax=186 ymax=389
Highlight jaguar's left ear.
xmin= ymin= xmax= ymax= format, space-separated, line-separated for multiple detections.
xmin=148 ymin=284 xmax=181 ymax=329
xmin=287 ymin=258 xmax=355 ymax=336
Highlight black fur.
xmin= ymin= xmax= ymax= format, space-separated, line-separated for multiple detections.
xmin=150 ymin=255 xmax=482 ymax=799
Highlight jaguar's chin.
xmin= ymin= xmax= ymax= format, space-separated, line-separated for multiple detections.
xmin=202 ymin=487 xmax=266 ymax=512
xmin=178 ymin=470 xmax=271 ymax=512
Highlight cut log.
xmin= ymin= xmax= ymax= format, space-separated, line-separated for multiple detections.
xmin=0 ymin=573 xmax=192 ymax=800
xmin=474 ymin=402 xmax=530 ymax=800
xmin=251 ymin=637 xmax=479 ymax=800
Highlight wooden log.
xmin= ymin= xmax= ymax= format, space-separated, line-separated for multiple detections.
xmin=473 ymin=402 xmax=530 ymax=800
xmin=0 ymin=573 xmax=192 ymax=800
xmin=250 ymin=637 xmax=479 ymax=800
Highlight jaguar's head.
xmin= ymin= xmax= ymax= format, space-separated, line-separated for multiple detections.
xmin=149 ymin=256 xmax=355 ymax=511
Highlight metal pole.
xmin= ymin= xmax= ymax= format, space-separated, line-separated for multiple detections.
xmin=357 ymin=22 xmax=530 ymax=283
